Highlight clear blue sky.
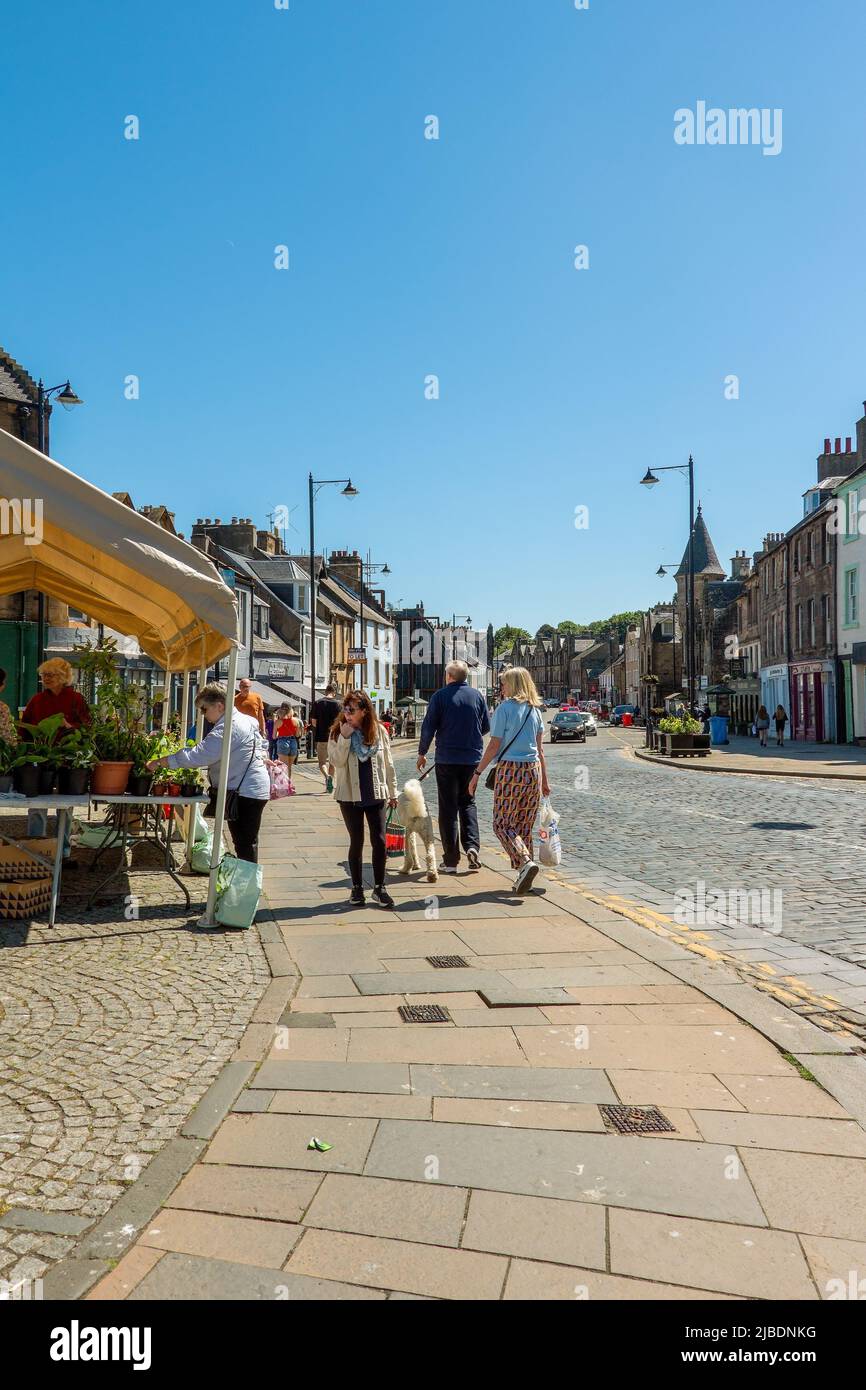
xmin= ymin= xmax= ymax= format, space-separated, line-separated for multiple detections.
xmin=3 ymin=0 xmax=865 ymax=634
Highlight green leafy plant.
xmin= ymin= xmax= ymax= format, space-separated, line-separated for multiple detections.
xmin=75 ymin=638 xmax=145 ymax=762
xmin=15 ymin=713 xmax=67 ymax=765
xmin=658 ymin=714 xmax=702 ymax=735
xmin=129 ymin=732 xmax=161 ymax=775
xmin=0 ymin=739 xmax=16 ymax=776
xmin=57 ymin=727 xmax=98 ymax=770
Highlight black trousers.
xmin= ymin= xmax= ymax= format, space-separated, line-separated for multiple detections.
xmin=339 ymin=801 xmax=387 ymax=887
xmin=228 ymin=795 xmax=268 ymax=864
xmin=435 ymin=762 xmax=480 ymax=868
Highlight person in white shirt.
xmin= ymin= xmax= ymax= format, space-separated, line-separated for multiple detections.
xmin=148 ymin=682 xmax=269 ymax=863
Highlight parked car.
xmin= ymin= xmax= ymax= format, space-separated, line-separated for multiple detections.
xmin=550 ymin=711 xmax=587 ymax=743
xmin=575 ymin=712 xmax=597 ymax=736
xmin=609 ymin=704 xmax=638 ymax=727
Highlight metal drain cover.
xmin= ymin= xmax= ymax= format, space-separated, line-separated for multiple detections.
xmin=426 ymin=955 xmax=469 ymax=969
xmin=600 ymin=1104 xmax=675 ymax=1135
xmin=399 ymin=1004 xmax=451 ymax=1023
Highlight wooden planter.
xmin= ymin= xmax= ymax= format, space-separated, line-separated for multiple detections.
xmin=659 ymin=732 xmax=710 ymax=758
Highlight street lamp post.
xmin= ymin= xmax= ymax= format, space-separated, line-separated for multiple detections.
xmin=641 ymin=455 xmax=696 ymax=709
xmin=451 ymin=614 xmax=471 ymax=663
xmin=308 ymin=473 xmax=358 ymax=728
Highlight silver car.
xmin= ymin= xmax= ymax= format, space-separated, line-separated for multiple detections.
xmin=575 ymin=712 xmax=597 ymax=736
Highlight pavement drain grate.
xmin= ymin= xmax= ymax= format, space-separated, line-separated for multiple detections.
xmin=426 ymin=955 xmax=469 ymax=968
xmin=600 ymin=1104 xmax=676 ymax=1135
xmin=399 ymin=1004 xmax=451 ymax=1023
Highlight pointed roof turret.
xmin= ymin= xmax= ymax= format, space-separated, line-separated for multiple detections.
xmin=676 ymin=504 xmax=725 ymax=578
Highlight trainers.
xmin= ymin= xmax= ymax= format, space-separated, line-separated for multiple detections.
xmin=439 ymin=863 xmax=458 ymax=875
xmin=514 ymin=860 xmax=540 ymax=894
xmin=371 ymin=885 xmax=395 ymax=909
xmin=349 ymin=885 xmax=366 ymax=906
xmin=467 ymin=849 xmax=481 ymax=872
xmin=326 ymin=775 xmax=334 ymax=793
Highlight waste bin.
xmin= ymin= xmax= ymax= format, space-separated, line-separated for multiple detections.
xmin=621 ymin=713 xmax=633 ymax=727
xmin=709 ymin=714 xmax=729 ymax=746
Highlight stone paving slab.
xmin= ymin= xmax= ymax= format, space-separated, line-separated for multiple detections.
xmin=800 ymin=1234 xmax=866 ymax=1298
xmin=431 ymin=1097 xmax=608 ymax=1131
xmin=608 ymin=1209 xmax=817 ymax=1300
xmin=347 ymin=1026 xmax=527 ymax=1066
xmin=268 ymin=1092 xmax=431 ymax=1120
xmin=303 ymin=1173 xmax=467 ymax=1246
xmin=607 ymin=1071 xmax=745 ymax=1109
xmin=166 ymin=1164 xmax=323 ymax=1222
xmin=692 ymin=1109 xmax=866 ymax=1157
xmin=287 ymin=1228 xmax=507 ymax=1300
xmin=503 ymin=1258 xmax=735 ymax=1300
xmin=514 ymin=1023 xmax=792 ymax=1074
xmin=140 ymin=1207 xmax=301 ymax=1267
xmin=127 ymin=1251 xmax=386 ymax=1300
xmin=252 ymin=1060 xmax=411 ymax=1094
xmin=463 ymin=1189 xmax=606 ymax=1268
xmin=204 ymin=1113 xmax=379 ymax=1174
xmin=409 ymin=1064 xmax=618 ymax=1103
xmin=363 ymin=1120 xmax=768 ymax=1223
xmin=351 ymin=968 xmax=506 ymax=995
xmin=714 ymin=1073 xmax=849 ymax=1118
xmin=739 ymin=1149 xmax=866 ymax=1240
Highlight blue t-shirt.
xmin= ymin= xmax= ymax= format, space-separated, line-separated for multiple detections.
xmin=489 ymin=699 xmax=544 ymax=762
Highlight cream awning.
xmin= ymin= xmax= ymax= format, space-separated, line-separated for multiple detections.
xmin=0 ymin=428 xmax=238 ymax=670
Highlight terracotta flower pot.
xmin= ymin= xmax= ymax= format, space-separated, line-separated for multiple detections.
xmin=91 ymin=760 xmax=133 ymax=795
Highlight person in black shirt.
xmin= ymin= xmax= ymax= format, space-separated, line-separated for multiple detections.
xmin=310 ymin=684 xmax=343 ymax=791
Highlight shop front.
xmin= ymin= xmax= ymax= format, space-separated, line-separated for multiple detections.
xmin=790 ymin=660 xmax=836 ymax=743
xmin=760 ymin=664 xmax=790 ymax=727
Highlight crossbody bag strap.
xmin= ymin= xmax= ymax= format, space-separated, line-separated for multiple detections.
xmin=492 ymin=704 xmax=535 ymax=767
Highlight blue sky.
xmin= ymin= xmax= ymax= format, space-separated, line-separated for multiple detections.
xmin=3 ymin=0 xmax=865 ymax=634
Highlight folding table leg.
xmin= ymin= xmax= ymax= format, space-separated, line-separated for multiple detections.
xmin=49 ymin=810 xmax=66 ymax=928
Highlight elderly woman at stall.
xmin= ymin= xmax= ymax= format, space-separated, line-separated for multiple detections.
xmin=21 ymin=657 xmax=91 ymax=850
xmin=146 ymin=681 xmax=270 ymax=864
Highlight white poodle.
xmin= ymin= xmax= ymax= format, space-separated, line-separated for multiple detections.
xmin=396 ymin=778 xmax=438 ymax=883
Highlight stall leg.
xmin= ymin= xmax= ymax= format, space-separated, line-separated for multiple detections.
xmin=49 ymin=811 xmax=67 ymax=928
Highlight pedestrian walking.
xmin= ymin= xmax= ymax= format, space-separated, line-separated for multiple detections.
xmin=310 ymin=683 xmax=342 ymax=792
xmin=469 ymin=665 xmax=549 ymax=894
xmin=755 ymin=704 xmax=771 ymax=748
xmin=417 ymin=659 xmax=489 ymax=873
xmin=148 ymin=682 xmax=270 ymax=864
xmin=328 ymin=689 xmax=398 ymax=908
xmin=273 ymin=703 xmax=302 ymax=791
xmin=265 ymin=710 xmax=277 ymax=760
xmin=234 ymin=677 xmax=266 ymax=736
xmin=774 ymin=704 xmax=788 ymax=747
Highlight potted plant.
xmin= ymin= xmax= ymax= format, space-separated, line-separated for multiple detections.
xmin=76 ymin=639 xmax=143 ymax=795
xmin=56 ymin=727 xmax=97 ymax=795
xmin=128 ymin=732 xmax=160 ymax=798
xmin=15 ymin=713 xmax=66 ymax=794
xmin=657 ymin=714 xmax=705 ymax=755
xmin=0 ymin=739 xmax=15 ymax=793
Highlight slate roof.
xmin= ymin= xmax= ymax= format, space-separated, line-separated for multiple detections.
xmin=676 ymin=505 xmax=725 ymax=578
xmin=0 ymin=345 xmax=38 ymax=405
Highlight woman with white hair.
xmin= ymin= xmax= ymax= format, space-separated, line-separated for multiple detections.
xmin=469 ymin=666 xmax=549 ymax=893
xmin=20 ymin=657 xmax=91 ymax=852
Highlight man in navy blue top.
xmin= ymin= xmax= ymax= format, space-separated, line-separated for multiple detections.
xmin=417 ymin=660 xmax=490 ymax=872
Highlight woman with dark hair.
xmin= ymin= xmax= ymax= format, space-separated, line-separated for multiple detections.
xmin=328 ymin=689 xmax=398 ymax=908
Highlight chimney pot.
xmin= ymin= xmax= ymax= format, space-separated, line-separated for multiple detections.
xmin=231 ymin=517 xmax=238 ymax=524
xmin=846 ymin=437 xmax=853 ymax=452
xmin=835 ymin=438 xmax=842 ymax=453
xmin=824 ymin=438 xmax=831 ymax=454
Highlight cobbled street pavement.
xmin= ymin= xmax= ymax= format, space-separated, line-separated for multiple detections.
xmin=0 ymin=815 xmax=269 ymax=1289
xmin=396 ymin=727 xmax=866 ymax=1036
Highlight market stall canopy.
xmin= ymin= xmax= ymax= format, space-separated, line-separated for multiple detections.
xmin=0 ymin=428 xmax=238 ymax=670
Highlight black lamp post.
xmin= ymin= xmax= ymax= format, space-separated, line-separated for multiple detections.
xmin=641 ymin=455 xmax=697 ymax=709
xmin=359 ymin=553 xmax=390 ymax=705
xmin=451 ymin=614 xmax=472 ymax=663
xmin=9 ymin=378 xmax=85 ymax=667
xmin=307 ymin=474 xmax=357 ymax=723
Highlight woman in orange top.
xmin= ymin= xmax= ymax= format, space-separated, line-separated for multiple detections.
xmin=274 ymin=703 xmax=301 ymax=792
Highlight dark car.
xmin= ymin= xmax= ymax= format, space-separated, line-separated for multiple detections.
xmin=549 ymin=711 xmax=587 ymax=743
xmin=609 ymin=704 xmax=638 ymax=727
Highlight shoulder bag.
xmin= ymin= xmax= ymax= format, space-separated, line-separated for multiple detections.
xmin=484 ymin=704 xmax=535 ymax=789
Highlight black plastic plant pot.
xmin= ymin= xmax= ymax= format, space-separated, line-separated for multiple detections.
xmin=0 ymin=775 xmax=12 ymax=793
xmin=13 ymin=763 xmax=41 ymax=798
xmin=58 ymin=767 xmax=90 ymax=796
xmin=128 ymin=774 xmax=154 ymax=798
xmin=38 ymin=765 xmax=57 ymax=794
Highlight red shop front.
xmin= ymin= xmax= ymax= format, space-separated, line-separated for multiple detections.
xmin=790 ymin=662 xmax=826 ymax=742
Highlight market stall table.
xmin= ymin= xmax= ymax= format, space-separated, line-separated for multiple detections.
xmin=0 ymin=793 xmax=208 ymax=927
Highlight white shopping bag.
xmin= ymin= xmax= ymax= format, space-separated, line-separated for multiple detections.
xmin=538 ymin=796 xmax=561 ymax=866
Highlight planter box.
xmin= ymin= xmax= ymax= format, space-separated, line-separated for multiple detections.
xmin=659 ymin=732 xmax=710 ymax=758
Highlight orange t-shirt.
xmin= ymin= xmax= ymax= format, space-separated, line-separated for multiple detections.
xmin=234 ymin=691 xmax=264 ymax=727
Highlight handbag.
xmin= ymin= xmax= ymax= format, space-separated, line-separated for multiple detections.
xmin=216 ymin=734 xmax=259 ymax=824
xmin=484 ymin=705 xmax=535 ymax=789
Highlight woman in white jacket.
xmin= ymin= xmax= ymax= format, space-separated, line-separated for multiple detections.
xmin=148 ymin=682 xmax=269 ymax=864
xmin=328 ymin=689 xmax=398 ymax=908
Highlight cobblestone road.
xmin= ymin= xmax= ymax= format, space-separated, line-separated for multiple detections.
xmin=395 ymin=727 xmax=866 ymax=1015
xmin=0 ymin=821 xmax=270 ymax=1290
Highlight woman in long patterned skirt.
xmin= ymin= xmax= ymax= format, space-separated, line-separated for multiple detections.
xmin=470 ymin=666 xmax=549 ymax=893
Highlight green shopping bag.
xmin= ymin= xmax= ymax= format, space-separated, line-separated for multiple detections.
xmin=214 ymin=854 xmax=263 ymax=929
xmin=190 ymin=832 xmax=215 ymax=874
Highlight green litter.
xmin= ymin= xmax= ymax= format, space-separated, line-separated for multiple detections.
xmin=307 ymin=1137 xmax=332 ymax=1152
